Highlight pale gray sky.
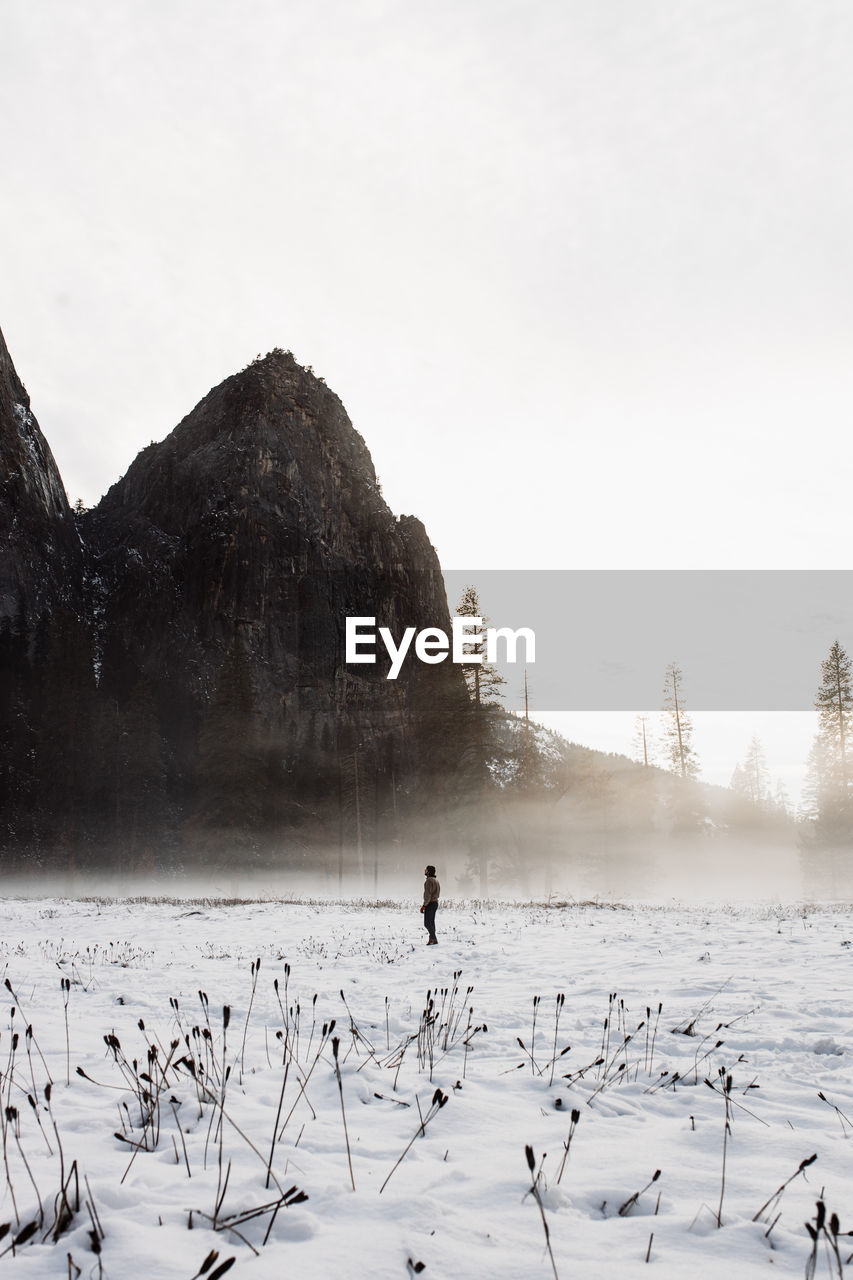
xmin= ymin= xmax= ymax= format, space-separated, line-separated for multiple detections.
xmin=3 ymin=1 xmax=851 ymax=791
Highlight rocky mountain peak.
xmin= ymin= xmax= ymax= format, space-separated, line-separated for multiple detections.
xmin=0 ymin=326 xmax=82 ymax=625
xmin=1 ymin=327 xmax=465 ymax=872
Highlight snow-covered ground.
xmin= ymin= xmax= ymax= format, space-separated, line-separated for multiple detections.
xmin=1 ymin=895 xmax=852 ymax=1279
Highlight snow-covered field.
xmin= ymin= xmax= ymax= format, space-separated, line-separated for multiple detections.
xmin=1 ymin=895 xmax=852 ymax=1279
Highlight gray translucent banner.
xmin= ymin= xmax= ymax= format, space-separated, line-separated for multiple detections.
xmin=439 ymin=571 xmax=853 ymax=711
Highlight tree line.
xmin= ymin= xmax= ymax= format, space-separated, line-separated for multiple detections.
xmin=630 ymin=639 xmax=852 ymax=856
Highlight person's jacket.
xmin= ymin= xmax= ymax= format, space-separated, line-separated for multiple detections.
xmin=423 ymin=876 xmax=440 ymax=906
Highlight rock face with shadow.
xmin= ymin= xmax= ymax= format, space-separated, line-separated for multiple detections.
xmin=83 ymin=349 xmax=454 ymax=755
xmin=1 ymin=335 xmax=467 ymax=870
xmin=0 ymin=325 xmax=83 ymax=627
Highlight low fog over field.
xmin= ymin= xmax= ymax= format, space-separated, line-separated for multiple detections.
xmin=0 ymin=824 xmax=815 ymax=905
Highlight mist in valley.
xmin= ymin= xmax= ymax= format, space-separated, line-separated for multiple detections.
xmin=0 ymin=809 xmax=821 ymax=908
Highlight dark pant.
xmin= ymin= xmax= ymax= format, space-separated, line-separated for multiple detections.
xmin=423 ymin=901 xmax=437 ymax=941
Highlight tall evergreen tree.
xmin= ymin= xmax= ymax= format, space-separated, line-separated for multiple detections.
xmin=454 ymin=585 xmax=505 ymax=707
xmin=660 ymin=662 xmax=699 ymax=779
xmin=631 ymin=714 xmax=657 ymax=767
xmin=802 ymin=640 xmax=853 ymax=844
xmin=815 ymin=640 xmax=852 ymax=789
xmin=731 ymin=735 xmax=771 ymax=807
xmin=773 ymin=778 xmax=791 ymax=817
xmin=453 ymin=586 xmax=505 ymax=895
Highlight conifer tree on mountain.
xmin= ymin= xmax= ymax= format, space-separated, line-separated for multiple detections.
xmin=631 ymin=714 xmax=657 ymax=767
xmin=731 ymin=735 xmax=771 ymax=807
xmin=455 ymin=585 xmax=505 ymax=708
xmin=774 ymin=778 xmax=791 ymax=817
xmin=454 ymin=585 xmax=505 ymax=896
xmin=815 ymin=640 xmax=851 ymax=786
xmin=802 ymin=639 xmax=853 ymax=845
xmin=661 ymin=662 xmax=699 ymax=780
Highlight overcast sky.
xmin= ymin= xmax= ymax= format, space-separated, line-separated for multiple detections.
xmin=4 ymin=1 xmax=852 ymax=793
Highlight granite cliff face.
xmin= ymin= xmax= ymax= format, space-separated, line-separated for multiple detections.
xmin=82 ymin=349 xmax=455 ymax=756
xmin=1 ymin=335 xmax=466 ymax=869
xmin=0 ymin=326 xmax=83 ymax=627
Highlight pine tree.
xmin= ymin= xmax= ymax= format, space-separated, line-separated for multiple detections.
xmin=453 ymin=586 xmax=505 ymax=895
xmin=631 ymin=714 xmax=657 ymax=767
xmin=660 ymin=662 xmax=699 ymax=779
xmin=800 ymin=737 xmax=827 ymax=822
xmin=729 ymin=762 xmax=747 ymax=797
xmin=802 ymin=640 xmax=853 ymax=844
xmin=454 ymin=585 xmax=505 ymax=707
xmin=815 ymin=640 xmax=852 ymax=789
xmin=773 ymin=778 xmax=791 ymax=817
xmin=731 ymin=736 xmax=770 ymax=807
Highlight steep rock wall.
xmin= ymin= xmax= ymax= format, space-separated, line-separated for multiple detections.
xmin=0 ymin=326 xmax=83 ymax=628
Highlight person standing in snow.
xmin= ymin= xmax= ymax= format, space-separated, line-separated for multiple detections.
xmin=420 ymin=864 xmax=440 ymax=945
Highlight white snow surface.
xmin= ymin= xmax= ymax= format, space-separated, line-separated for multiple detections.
xmin=1 ymin=896 xmax=852 ymax=1279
